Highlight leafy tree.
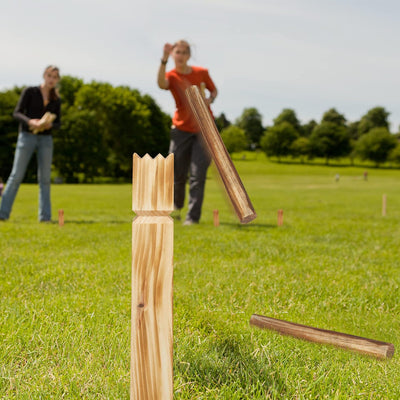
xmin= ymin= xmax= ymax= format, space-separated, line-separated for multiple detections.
xmin=355 ymin=127 xmax=397 ymax=166
xmin=389 ymin=143 xmax=400 ymax=166
xmin=309 ymin=122 xmax=351 ymax=163
xmin=290 ymin=137 xmax=311 ymax=163
xmin=260 ymin=122 xmax=299 ymax=161
xmin=73 ymin=82 xmax=169 ymax=178
xmin=221 ymin=125 xmax=247 ymax=154
xmin=302 ymin=119 xmax=317 ymax=137
xmin=273 ymin=108 xmax=302 ymax=133
xmin=348 ymin=121 xmax=360 ymax=140
xmin=215 ymin=113 xmax=231 ymax=132
xmin=235 ymin=107 xmax=264 ymax=148
xmin=140 ymin=94 xmax=170 ymax=156
xmin=53 ymin=109 xmax=107 ymax=182
xmin=0 ymin=88 xmax=21 ymax=180
xmin=358 ymin=107 xmax=390 ymax=136
xmin=59 ymin=76 xmax=84 ymax=108
xmin=321 ymin=108 xmax=346 ymax=126
xmin=0 ymin=79 xmax=170 ymax=182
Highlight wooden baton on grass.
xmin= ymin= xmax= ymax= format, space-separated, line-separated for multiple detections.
xmin=250 ymin=314 xmax=394 ymax=359
xmin=185 ymin=85 xmax=256 ymax=224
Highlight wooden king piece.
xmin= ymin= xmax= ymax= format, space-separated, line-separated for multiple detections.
xmin=131 ymin=153 xmax=174 ymax=400
xmin=185 ymin=85 xmax=256 ymax=224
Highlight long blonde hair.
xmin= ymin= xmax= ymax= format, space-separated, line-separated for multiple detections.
xmin=43 ymin=65 xmax=60 ymax=101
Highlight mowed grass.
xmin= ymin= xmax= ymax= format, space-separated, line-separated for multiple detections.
xmin=1 ymin=154 xmax=399 ymax=399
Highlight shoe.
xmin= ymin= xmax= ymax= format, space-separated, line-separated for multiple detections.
xmin=183 ymin=219 xmax=199 ymax=226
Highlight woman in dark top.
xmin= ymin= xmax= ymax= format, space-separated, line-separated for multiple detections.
xmin=0 ymin=65 xmax=61 ymax=222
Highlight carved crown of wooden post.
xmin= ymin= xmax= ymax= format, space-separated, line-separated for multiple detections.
xmin=131 ymin=153 xmax=174 ymax=400
xmin=132 ymin=153 xmax=174 ymax=215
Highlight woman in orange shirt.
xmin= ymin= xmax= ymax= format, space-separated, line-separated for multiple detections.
xmin=158 ymin=40 xmax=218 ymax=225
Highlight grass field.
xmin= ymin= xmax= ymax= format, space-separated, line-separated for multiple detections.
xmin=1 ymin=154 xmax=399 ymax=399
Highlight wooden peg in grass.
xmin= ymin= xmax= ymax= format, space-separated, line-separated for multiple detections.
xmin=250 ymin=314 xmax=394 ymax=359
xmin=382 ymin=194 xmax=387 ymax=217
xmin=213 ymin=209 xmax=219 ymax=227
xmin=185 ymin=85 xmax=256 ymax=224
xmin=277 ymin=209 xmax=283 ymax=226
xmin=58 ymin=209 xmax=64 ymax=226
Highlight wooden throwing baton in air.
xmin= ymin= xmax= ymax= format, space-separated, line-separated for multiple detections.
xmin=250 ymin=314 xmax=394 ymax=359
xmin=185 ymin=85 xmax=256 ymax=224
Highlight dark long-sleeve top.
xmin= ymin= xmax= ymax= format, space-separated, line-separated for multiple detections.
xmin=13 ymin=86 xmax=61 ymax=135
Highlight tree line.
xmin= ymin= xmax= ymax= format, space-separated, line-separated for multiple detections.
xmin=1 ymin=77 xmax=400 ymax=184
xmin=219 ymin=107 xmax=400 ymax=166
xmin=0 ymin=76 xmax=171 ymax=182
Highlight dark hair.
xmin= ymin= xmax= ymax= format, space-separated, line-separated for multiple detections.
xmin=44 ymin=65 xmax=60 ymax=101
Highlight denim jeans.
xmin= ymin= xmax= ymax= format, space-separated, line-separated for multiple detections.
xmin=0 ymin=131 xmax=53 ymax=221
xmin=169 ymin=128 xmax=211 ymax=222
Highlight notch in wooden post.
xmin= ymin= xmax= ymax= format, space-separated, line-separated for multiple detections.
xmin=131 ymin=153 xmax=174 ymax=400
xmin=185 ymin=85 xmax=256 ymax=224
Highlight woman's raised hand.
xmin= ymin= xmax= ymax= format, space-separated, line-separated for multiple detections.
xmin=163 ymin=43 xmax=173 ymax=59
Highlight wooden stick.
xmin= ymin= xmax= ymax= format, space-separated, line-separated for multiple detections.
xmin=213 ymin=209 xmax=219 ymax=227
xmin=131 ymin=154 xmax=174 ymax=400
xmin=382 ymin=194 xmax=387 ymax=217
xmin=58 ymin=209 xmax=64 ymax=226
xmin=185 ymin=85 xmax=256 ymax=224
xmin=250 ymin=314 xmax=394 ymax=359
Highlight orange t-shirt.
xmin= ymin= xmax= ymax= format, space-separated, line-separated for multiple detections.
xmin=166 ymin=66 xmax=216 ymax=133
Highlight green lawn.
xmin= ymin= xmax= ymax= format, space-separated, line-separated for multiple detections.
xmin=1 ymin=155 xmax=399 ymax=399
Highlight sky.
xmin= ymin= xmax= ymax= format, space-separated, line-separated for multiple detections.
xmin=2 ymin=0 xmax=400 ymax=131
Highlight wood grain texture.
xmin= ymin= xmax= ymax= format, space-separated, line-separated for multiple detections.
xmin=185 ymin=85 xmax=257 ymax=224
xmin=250 ymin=314 xmax=394 ymax=359
xmin=131 ymin=154 xmax=174 ymax=400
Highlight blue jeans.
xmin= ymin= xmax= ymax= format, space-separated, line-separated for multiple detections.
xmin=0 ymin=131 xmax=53 ymax=221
